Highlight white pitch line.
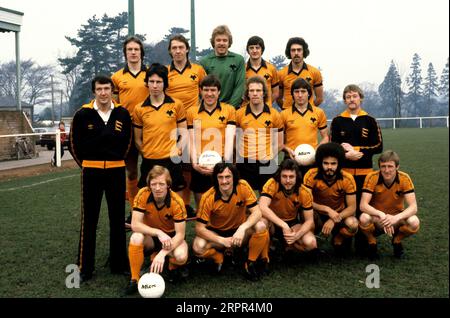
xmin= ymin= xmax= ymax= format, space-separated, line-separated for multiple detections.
xmin=0 ymin=174 xmax=78 ymax=192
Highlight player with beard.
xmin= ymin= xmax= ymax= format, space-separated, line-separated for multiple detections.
xmin=259 ymin=159 xmax=318 ymax=260
xmin=303 ymin=142 xmax=359 ymax=256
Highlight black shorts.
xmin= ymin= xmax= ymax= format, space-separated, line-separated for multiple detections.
xmin=236 ymin=159 xmax=277 ymax=192
xmin=147 ymin=231 xmax=176 ymax=252
xmin=273 ymin=218 xmax=301 ymax=243
xmin=313 ymin=211 xmax=344 ymax=235
xmin=190 ymin=168 xmax=214 ymax=193
xmin=206 ymin=226 xmax=238 ymax=238
xmin=138 ymin=157 xmax=186 ymax=191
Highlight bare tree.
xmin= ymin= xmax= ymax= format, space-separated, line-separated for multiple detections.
xmin=0 ymin=59 xmax=55 ymax=106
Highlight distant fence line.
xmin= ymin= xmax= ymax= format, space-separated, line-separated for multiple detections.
xmin=327 ymin=116 xmax=449 ymax=129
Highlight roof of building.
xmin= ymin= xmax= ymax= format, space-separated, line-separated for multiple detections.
xmin=0 ymin=96 xmax=32 ymax=108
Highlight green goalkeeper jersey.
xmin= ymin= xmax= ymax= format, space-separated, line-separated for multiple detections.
xmin=200 ymin=51 xmax=246 ymax=108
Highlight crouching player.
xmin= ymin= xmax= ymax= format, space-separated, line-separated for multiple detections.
xmin=259 ymin=159 xmax=319 ymax=260
xmin=359 ymin=150 xmax=420 ymax=260
xmin=124 ymin=165 xmax=188 ymax=295
xmin=303 ymin=142 xmax=359 ymax=256
xmin=192 ymin=162 xmax=269 ymax=281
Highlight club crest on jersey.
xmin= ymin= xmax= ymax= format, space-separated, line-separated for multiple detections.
xmin=165 ymin=214 xmax=173 ymax=220
xmin=264 ymin=120 xmax=272 ymax=127
xmin=218 ymin=116 xmax=226 ymax=122
xmin=264 ymin=73 xmax=270 ymax=80
xmin=190 ymin=74 xmax=197 ymax=81
xmin=229 ymin=64 xmax=237 ymax=71
xmin=310 ymin=117 xmax=317 ymax=124
xmin=166 ymin=110 xmax=174 ymax=118
xmin=236 ymin=200 xmax=244 ymax=207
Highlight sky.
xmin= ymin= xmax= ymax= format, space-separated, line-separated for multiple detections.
xmin=0 ymin=0 xmax=449 ymax=92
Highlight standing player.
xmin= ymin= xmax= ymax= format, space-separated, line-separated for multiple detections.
xmin=124 ymin=166 xmax=188 ymax=295
xmin=112 ymin=36 xmax=148 ymax=228
xmin=187 ymin=75 xmax=236 ymax=204
xmin=133 ymin=63 xmax=187 ymax=197
xmin=277 ymin=37 xmax=323 ymax=109
xmin=245 ymin=36 xmax=279 ymax=106
xmin=69 ymin=75 xmax=132 ymax=282
xmin=330 ymin=84 xmax=383 ymax=255
xmin=166 ymin=34 xmax=206 ymax=111
xmin=303 ymin=143 xmax=359 ymax=256
xmin=200 ymin=25 xmax=246 ymax=108
xmin=359 ymin=151 xmax=420 ymax=259
xmin=235 ymin=76 xmax=284 ymax=192
xmin=281 ymin=78 xmax=328 ymax=175
xmin=259 ymin=159 xmax=318 ymax=257
xmin=192 ymin=163 xmax=269 ymax=281
xmin=166 ymin=34 xmax=207 ymax=216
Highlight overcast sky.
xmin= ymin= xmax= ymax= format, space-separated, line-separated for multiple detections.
xmin=1 ymin=0 xmax=449 ymax=92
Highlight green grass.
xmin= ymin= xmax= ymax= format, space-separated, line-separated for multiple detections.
xmin=0 ymin=128 xmax=448 ymax=298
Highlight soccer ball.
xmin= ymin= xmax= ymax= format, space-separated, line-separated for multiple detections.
xmin=198 ymin=150 xmax=222 ymax=168
xmin=294 ymin=144 xmax=316 ymax=166
xmin=138 ymin=273 xmax=165 ymax=298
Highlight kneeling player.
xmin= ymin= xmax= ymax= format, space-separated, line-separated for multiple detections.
xmin=303 ymin=142 xmax=359 ymax=256
xmin=259 ymin=159 xmax=318 ymax=258
xmin=124 ymin=166 xmax=188 ymax=295
xmin=359 ymin=150 xmax=420 ymax=259
xmin=192 ymin=163 xmax=268 ymax=281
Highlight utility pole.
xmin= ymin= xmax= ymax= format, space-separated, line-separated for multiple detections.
xmin=190 ymin=0 xmax=196 ymax=61
xmin=128 ymin=0 xmax=135 ymax=36
xmin=59 ymin=90 xmax=63 ymax=120
xmin=50 ymin=75 xmax=55 ymax=124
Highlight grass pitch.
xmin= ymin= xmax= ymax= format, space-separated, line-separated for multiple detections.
xmin=0 ymin=128 xmax=448 ymax=298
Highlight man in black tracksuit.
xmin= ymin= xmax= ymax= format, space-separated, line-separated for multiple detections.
xmin=69 ymin=75 xmax=132 ymax=282
xmin=330 ymin=84 xmax=383 ymax=256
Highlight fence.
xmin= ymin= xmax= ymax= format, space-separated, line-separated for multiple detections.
xmin=327 ymin=116 xmax=449 ymax=129
xmin=0 ymin=131 xmax=63 ymax=166
xmin=1 ymin=116 xmax=448 ymax=166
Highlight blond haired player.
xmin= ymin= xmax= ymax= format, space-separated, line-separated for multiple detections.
xmin=359 ymin=150 xmax=420 ymax=260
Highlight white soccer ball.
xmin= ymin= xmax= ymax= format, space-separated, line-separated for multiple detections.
xmin=198 ymin=150 xmax=222 ymax=168
xmin=138 ymin=273 xmax=165 ymax=298
xmin=294 ymin=144 xmax=316 ymax=166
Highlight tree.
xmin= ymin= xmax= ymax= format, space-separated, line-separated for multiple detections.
xmin=102 ymin=12 xmax=130 ymax=70
xmin=196 ymin=48 xmax=213 ymax=61
xmin=39 ymin=107 xmax=53 ymax=121
xmin=423 ymin=62 xmax=438 ymax=100
xmin=405 ymin=53 xmax=424 ymax=116
xmin=321 ymin=89 xmax=341 ymax=119
xmin=407 ymin=53 xmax=423 ymax=97
xmin=358 ymin=82 xmax=383 ymax=117
xmin=0 ymin=59 xmax=54 ymax=106
xmin=439 ymin=58 xmax=449 ymax=100
xmin=270 ymin=55 xmax=288 ymax=70
xmin=59 ymin=12 xmax=145 ymax=113
xmin=378 ymin=61 xmax=403 ymax=117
